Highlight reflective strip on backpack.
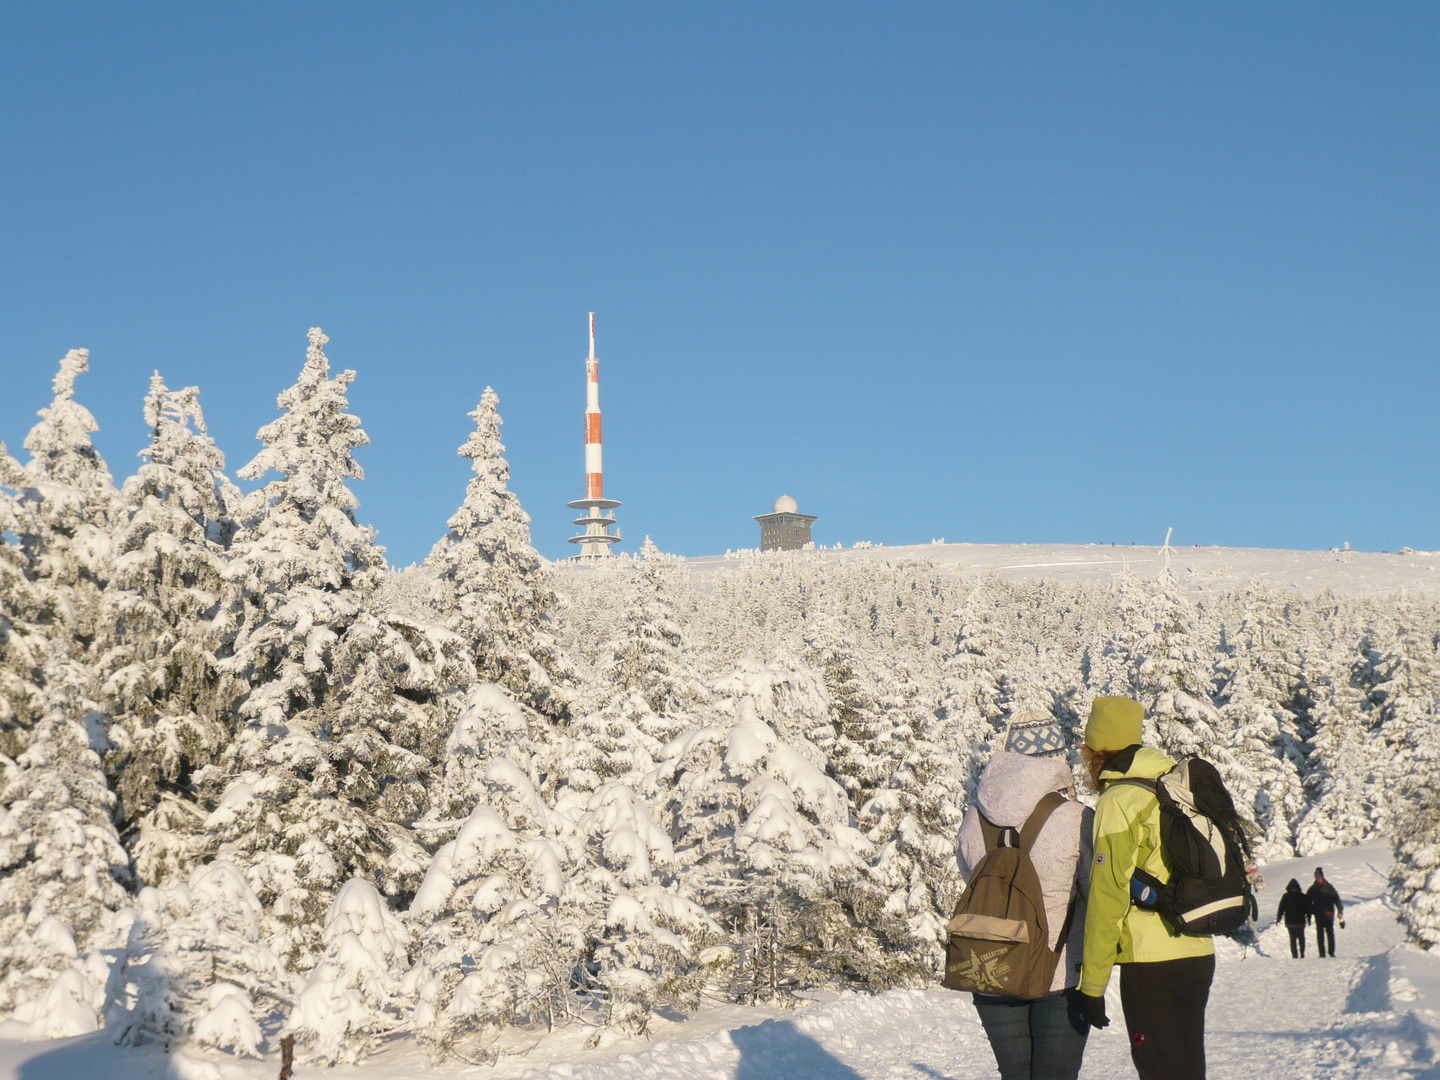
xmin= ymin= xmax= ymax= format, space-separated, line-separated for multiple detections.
xmin=1178 ymin=895 xmax=1247 ymax=923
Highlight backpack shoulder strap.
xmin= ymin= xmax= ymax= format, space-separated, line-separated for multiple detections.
xmin=1051 ymin=889 xmax=1080 ymax=955
xmin=1107 ymin=777 xmax=1158 ymax=795
xmin=976 ymin=811 xmax=1006 ymax=852
xmin=1019 ymin=791 xmax=1066 ymax=850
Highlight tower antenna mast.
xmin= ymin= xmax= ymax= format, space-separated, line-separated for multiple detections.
xmin=568 ymin=312 xmax=622 ymax=558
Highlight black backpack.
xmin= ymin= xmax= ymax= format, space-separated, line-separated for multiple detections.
xmin=1113 ymin=758 xmax=1258 ymax=936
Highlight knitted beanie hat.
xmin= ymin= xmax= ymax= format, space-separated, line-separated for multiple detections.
xmin=1003 ymin=710 xmax=1068 ymax=758
xmin=1084 ymin=696 xmax=1144 ymax=752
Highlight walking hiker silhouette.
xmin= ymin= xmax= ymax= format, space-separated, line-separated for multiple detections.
xmin=1306 ymin=868 xmax=1345 ymax=958
xmin=1275 ymin=879 xmax=1310 ymax=959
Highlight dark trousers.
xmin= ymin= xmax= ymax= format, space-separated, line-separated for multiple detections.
xmin=972 ymin=989 xmax=1090 ymax=1080
xmin=1316 ymin=913 xmax=1336 ymax=957
xmin=1119 ymin=954 xmax=1215 ymax=1080
xmin=1286 ymin=923 xmax=1306 ymax=958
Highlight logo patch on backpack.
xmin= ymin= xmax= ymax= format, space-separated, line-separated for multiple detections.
xmin=948 ymin=946 xmax=1013 ymax=993
xmin=1095 ymin=853 xmax=1105 ymax=865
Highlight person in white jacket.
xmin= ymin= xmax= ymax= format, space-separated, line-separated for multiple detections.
xmin=956 ymin=712 xmax=1094 ymax=1080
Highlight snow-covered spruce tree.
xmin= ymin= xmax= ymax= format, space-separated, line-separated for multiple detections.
xmin=803 ymin=615 xmax=888 ymax=806
xmin=101 ymin=859 xmax=296 ymax=1053
xmin=1369 ymin=599 xmax=1440 ymax=801
xmin=1212 ymin=582 xmax=1312 ymax=860
xmin=1389 ymin=617 xmax=1440 ymax=949
xmin=855 ymin=689 xmax=967 ymax=984
xmin=709 ymin=651 xmax=833 ymax=761
xmin=16 ymin=349 xmax=120 ymax=653
xmin=563 ymin=539 xmax=712 ymax=793
xmin=1294 ymin=628 xmax=1389 ymax=854
xmin=1391 ymin=787 xmax=1440 ymax=948
xmin=202 ymin=328 xmax=425 ymax=969
xmin=0 ymin=447 xmax=120 ymax=1025
xmin=1121 ymin=565 xmax=1251 ymax=820
xmin=428 ymin=681 xmax=548 ymax=826
xmin=100 ymin=374 xmax=239 ymax=886
xmin=799 ymin=607 xmax=962 ymax=983
xmin=0 ymin=356 xmax=133 ymax=1024
xmin=934 ymin=576 xmax=1011 ymax=796
xmin=0 ymin=443 xmax=48 ymax=749
xmin=606 ymin=538 xmax=709 ymax=744
xmin=566 ymin=781 xmax=722 ymax=1031
xmin=0 ymin=697 xmax=132 ymax=1021
xmin=425 ymin=388 xmax=571 ymax=718
xmin=417 ymin=682 xmax=713 ymax=1050
xmin=943 ymin=575 xmax=1013 ymax=734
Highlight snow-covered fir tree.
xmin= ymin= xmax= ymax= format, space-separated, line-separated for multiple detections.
xmin=424 ymin=388 xmax=571 ymax=718
xmin=1213 ymin=583 xmax=1312 ymax=859
xmin=202 ymin=328 xmax=423 ymax=968
xmin=0 ymin=354 xmax=132 ymax=1022
xmin=17 ymin=349 xmax=119 ymax=650
xmin=100 ymin=374 xmax=239 ymax=885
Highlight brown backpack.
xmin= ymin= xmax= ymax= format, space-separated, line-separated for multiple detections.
xmin=943 ymin=791 xmax=1077 ymax=998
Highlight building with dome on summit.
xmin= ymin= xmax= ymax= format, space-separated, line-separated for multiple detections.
xmin=755 ymin=495 xmax=817 ymax=551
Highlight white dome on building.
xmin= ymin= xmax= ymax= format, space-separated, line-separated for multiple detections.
xmin=773 ymin=494 xmax=799 ymax=514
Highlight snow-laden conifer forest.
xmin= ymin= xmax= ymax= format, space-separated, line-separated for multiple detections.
xmin=1 ymin=332 xmax=1438 ymax=1068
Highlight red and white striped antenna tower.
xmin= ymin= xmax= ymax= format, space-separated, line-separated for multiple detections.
xmin=568 ymin=312 xmax=622 ymax=557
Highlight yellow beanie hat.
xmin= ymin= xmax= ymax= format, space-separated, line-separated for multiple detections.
xmin=1085 ymin=697 xmax=1144 ymax=752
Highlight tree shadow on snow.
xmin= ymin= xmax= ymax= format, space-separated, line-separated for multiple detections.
xmin=14 ymin=1032 xmax=188 ymax=1080
xmin=731 ymin=1018 xmax=866 ymax=1080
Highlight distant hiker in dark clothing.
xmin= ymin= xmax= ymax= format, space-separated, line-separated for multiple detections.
xmin=1275 ymin=879 xmax=1310 ymax=958
xmin=1306 ymin=867 xmax=1345 ymax=958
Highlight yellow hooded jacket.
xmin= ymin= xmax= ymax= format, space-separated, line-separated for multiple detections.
xmin=1079 ymin=745 xmax=1213 ymax=997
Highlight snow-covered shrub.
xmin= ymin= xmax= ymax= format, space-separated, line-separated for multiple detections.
xmin=408 ymin=769 xmax=577 ymax=1059
xmin=655 ymin=696 xmax=873 ymax=1001
xmin=288 ymin=878 xmax=411 ymax=1065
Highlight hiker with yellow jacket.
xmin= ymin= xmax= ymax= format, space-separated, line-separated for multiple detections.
xmin=1076 ymin=697 xmax=1215 ymax=1080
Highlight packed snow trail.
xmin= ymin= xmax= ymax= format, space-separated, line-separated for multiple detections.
xmin=1 ymin=839 xmax=1437 ymax=1079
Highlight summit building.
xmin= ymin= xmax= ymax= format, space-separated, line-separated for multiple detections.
xmin=755 ymin=495 xmax=817 ymax=551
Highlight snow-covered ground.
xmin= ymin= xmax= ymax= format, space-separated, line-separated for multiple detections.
xmin=4 ymin=838 xmax=1434 ymax=1080
xmin=681 ymin=542 xmax=1440 ymax=599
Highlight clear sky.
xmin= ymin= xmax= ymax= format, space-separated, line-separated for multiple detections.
xmin=2 ymin=4 xmax=1436 ymax=563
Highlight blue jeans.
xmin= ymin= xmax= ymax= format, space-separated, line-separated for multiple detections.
xmin=972 ymin=989 xmax=1089 ymax=1080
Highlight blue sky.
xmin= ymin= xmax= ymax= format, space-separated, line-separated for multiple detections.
xmin=2 ymin=4 xmax=1436 ymax=563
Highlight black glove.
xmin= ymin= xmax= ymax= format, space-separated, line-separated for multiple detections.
xmin=1078 ymin=993 xmax=1109 ymax=1029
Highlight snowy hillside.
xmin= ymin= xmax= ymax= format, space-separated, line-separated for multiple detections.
xmin=2 ymin=839 xmax=1430 ymax=1079
xmin=2 ymin=335 xmax=1438 ymax=1073
xmin=687 ymin=541 xmax=1440 ymax=599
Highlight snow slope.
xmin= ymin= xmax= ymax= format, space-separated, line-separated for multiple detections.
xmin=682 ymin=542 xmax=1440 ymax=599
xmin=3 ymin=838 xmax=1435 ymax=1079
